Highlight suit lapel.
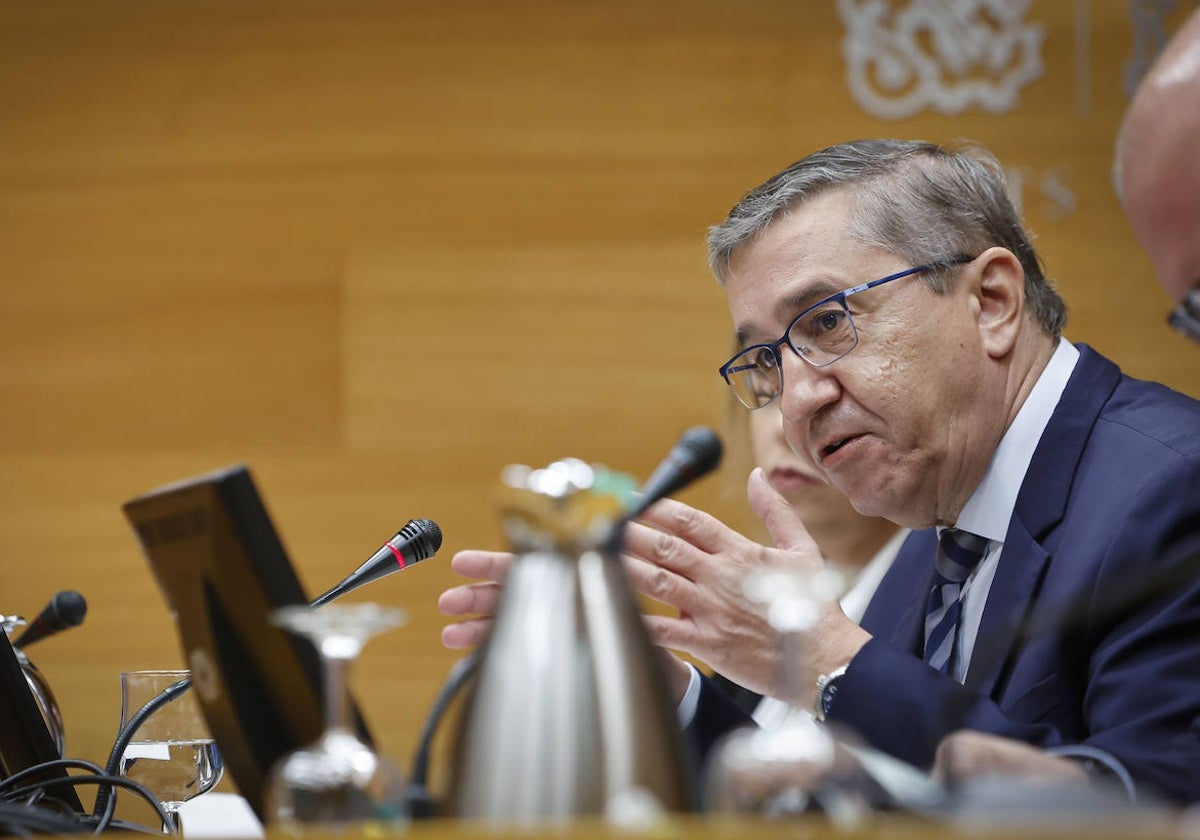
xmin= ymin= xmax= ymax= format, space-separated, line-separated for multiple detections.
xmin=964 ymin=520 xmax=1048 ymax=692
xmin=861 ymin=529 xmax=936 ymax=655
xmin=1009 ymin=346 xmax=1122 ymax=540
xmin=965 ymin=345 xmax=1122 ymax=693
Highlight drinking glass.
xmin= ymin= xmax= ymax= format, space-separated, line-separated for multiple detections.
xmin=704 ymin=567 xmax=874 ymax=824
xmin=265 ymin=602 xmax=407 ymax=832
xmin=118 ymin=669 xmax=225 ymax=834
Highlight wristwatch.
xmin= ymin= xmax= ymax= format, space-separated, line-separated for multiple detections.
xmin=815 ymin=664 xmax=849 ymax=722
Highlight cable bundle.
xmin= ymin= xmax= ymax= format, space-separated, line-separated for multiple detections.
xmin=0 ymin=758 xmax=168 ymax=836
xmin=1 ymin=677 xmax=189 ymax=835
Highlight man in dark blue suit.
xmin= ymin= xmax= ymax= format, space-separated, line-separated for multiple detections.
xmin=609 ymin=138 xmax=1200 ymax=804
xmin=931 ymin=5 xmax=1200 ymax=791
xmin=439 ymin=134 xmax=1200 ymax=802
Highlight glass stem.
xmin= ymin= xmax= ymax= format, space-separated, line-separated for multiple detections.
xmin=163 ymin=807 xmax=183 ymax=836
xmin=322 ymin=651 xmax=354 ymax=734
xmin=777 ymin=626 xmax=809 ymax=711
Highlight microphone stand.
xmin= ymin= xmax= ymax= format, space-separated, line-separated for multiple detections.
xmin=404 ymin=653 xmax=478 ymax=818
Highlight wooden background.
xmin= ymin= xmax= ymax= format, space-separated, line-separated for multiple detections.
xmin=2 ymin=0 xmax=1198 ymax=809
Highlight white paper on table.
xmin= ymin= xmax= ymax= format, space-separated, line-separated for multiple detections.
xmin=177 ymin=793 xmax=264 ymax=839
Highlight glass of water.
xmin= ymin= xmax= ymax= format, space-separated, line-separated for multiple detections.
xmin=704 ymin=568 xmax=875 ymax=822
xmin=118 ymin=669 xmax=224 ymax=834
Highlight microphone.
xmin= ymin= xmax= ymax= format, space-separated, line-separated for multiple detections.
xmin=624 ymin=426 xmax=724 ymax=520
xmin=14 ymin=590 xmax=87 ymax=649
xmin=310 ymin=518 xmax=443 ymax=608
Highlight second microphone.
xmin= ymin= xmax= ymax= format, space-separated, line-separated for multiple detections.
xmin=310 ymin=518 xmax=443 ymax=608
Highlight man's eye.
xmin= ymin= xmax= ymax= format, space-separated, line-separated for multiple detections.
xmin=814 ymin=309 xmax=845 ymax=332
xmin=753 ymin=347 xmax=778 ymax=370
xmin=797 ymin=307 xmax=846 ymax=339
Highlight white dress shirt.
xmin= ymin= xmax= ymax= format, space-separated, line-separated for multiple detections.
xmin=948 ymin=338 xmax=1078 ymax=683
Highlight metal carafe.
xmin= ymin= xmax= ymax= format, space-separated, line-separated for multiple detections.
xmin=447 ymin=459 xmax=694 ymax=823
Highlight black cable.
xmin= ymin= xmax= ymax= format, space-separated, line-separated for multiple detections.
xmin=0 ymin=759 xmax=103 ymax=835
xmin=4 ymin=774 xmax=172 ymax=833
xmin=0 ymin=800 xmax=87 ymax=836
xmin=405 ymin=652 xmax=477 ymax=819
xmin=0 ymin=759 xmax=104 ymax=796
xmin=0 ymin=763 xmax=171 ymax=836
xmin=87 ymin=816 xmax=168 ymax=835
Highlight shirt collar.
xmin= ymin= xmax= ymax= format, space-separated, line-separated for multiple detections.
xmin=954 ymin=338 xmax=1079 ymax=542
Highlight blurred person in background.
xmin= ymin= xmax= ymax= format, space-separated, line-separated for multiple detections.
xmin=1115 ymin=5 xmax=1200 ymax=339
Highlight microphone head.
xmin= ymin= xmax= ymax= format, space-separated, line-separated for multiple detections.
xmin=53 ymin=590 xmax=88 ymax=628
xmin=398 ymin=517 xmax=443 ymax=561
xmin=675 ymin=426 xmax=723 ymax=478
xmin=309 ymin=517 xmax=444 ymax=609
xmin=13 ymin=590 xmax=88 ymax=648
xmin=623 ymin=426 xmax=724 ymax=522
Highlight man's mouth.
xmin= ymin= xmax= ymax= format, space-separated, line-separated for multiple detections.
xmin=819 ymin=434 xmax=863 ymax=462
xmin=824 ymin=437 xmax=852 ymax=455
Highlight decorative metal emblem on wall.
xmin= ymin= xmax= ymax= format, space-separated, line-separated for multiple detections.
xmin=838 ymin=0 xmax=1046 ymax=119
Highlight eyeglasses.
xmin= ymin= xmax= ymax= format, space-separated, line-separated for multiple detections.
xmin=1168 ymin=282 xmax=1200 ymax=345
xmin=719 ymin=255 xmax=974 ymax=410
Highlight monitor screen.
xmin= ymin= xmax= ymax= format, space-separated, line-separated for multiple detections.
xmin=122 ymin=464 xmax=371 ymax=820
xmin=0 ymin=629 xmax=83 ymax=814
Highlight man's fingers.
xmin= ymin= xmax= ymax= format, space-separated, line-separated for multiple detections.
xmin=622 ymin=520 xmax=705 ymax=579
xmin=641 ymin=612 xmax=699 ymax=658
xmin=438 ymin=581 xmax=503 ymax=617
xmin=634 ymin=497 xmax=740 ymax=555
xmin=440 ymin=553 xmax=507 ymax=650
xmin=450 ymin=550 xmax=514 ymax=584
xmin=441 ymin=617 xmax=493 ymax=650
xmin=622 ymin=555 xmax=702 ymax=614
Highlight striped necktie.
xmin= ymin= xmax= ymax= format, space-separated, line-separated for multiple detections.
xmin=923 ymin=528 xmax=989 ymax=675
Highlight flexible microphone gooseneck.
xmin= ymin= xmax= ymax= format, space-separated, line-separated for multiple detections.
xmin=93 ymin=676 xmax=193 ymax=826
xmin=310 ymin=518 xmax=443 ymax=608
xmin=622 ymin=426 xmax=724 ymax=522
xmin=405 ymin=652 xmax=478 ymax=818
xmin=13 ymin=591 xmax=87 ymax=649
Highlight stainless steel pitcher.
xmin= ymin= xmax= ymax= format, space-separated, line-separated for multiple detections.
xmin=446 ymin=459 xmax=694 ymax=823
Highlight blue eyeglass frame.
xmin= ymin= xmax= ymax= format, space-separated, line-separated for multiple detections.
xmin=718 ymin=254 xmax=975 ymax=406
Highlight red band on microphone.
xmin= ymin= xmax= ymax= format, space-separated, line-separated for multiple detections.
xmin=385 ymin=541 xmax=407 ymax=570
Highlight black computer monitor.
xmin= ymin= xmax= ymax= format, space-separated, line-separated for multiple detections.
xmin=122 ymin=464 xmax=371 ymax=820
xmin=0 ymin=630 xmax=84 ymax=814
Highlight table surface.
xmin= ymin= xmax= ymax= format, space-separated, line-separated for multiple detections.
xmin=170 ymin=793 xmax=1195 ymax=840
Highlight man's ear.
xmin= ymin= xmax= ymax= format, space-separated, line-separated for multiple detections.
xmin=968 ymin=247 xmax=1026 ymax=358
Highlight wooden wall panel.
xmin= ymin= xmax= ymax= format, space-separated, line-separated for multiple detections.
xmin=2 ymin=0 xmax=1197 ymax=807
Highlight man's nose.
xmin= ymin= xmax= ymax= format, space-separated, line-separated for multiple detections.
xmin=778 ymin=348 xmax=840 ymax=424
